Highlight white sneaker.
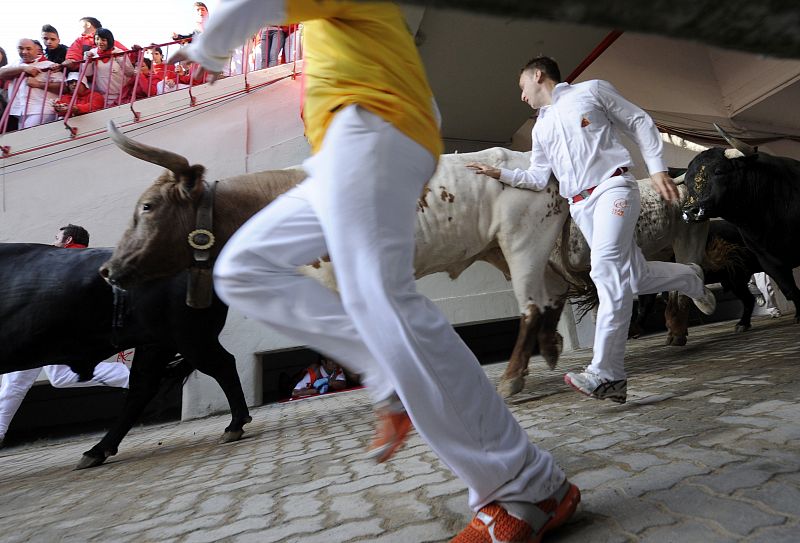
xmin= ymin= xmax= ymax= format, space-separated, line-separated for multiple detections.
xmin=768 ymin=307 xmax=782 ymax=318
xmin=688 ymin=263 xmax=717 ymax=315
xmin=564 ymin=370 xmax=627 ymax=404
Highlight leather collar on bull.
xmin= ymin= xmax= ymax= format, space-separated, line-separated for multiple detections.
xmin=186 ymin=180 xmax=218 ymax=309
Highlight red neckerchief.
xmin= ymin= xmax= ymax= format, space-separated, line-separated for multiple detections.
xmin=63 ymin=243 xmax=87 ymax=249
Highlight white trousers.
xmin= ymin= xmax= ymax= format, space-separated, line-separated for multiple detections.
xmin=570 ymin=179 xmax=706 ymax=381
xmin=754 ymin=272 xmax=779 ymax=310
xmin=0 ymin=363 xmax=130 ymax=439
xmin=215 ymin=105 xmax=564 ymax=510
xmin=19 ymin=113 xmax=57 ymax=129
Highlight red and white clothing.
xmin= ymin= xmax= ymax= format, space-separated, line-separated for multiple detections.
xmin=293 ymin=364 xmax=345 ymax=391
xmin=55 ymin=87 xmax=106 ymax=116
xmin=84 ymin=47 xmax=135 ymax=107
xmin=498 ymin=80 xmax=705 ymax=381
xmin=8 ymin=58 xmax=63 ymax=128
xmin=66 ymin=35 xmax=127 ymax=63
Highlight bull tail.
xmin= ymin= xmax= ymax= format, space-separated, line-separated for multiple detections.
xmin=704 ymin=237 xmax=747 ymax=275
xmin=554 ymin=216 xmax=597 ymax=322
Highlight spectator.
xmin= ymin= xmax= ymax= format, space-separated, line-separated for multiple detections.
xmin=0 ymin=38 xmax=63 ymax=129
xmin=261 ymin=25 xmax=287 ymax=68
xmin=754 ymin=272 xmax=782 ymax=318
xmin=0 ymin=46 xmax=8 ymax=125
xmin=173 ymin=2 xmax=210 ymax=42
xmin=285 ymin=23 xmax=303 ymax=63
xmin=0 ymin=224 xmax=130 ymax=448
xmin=32 ymin=40 xmax=45 ymax=58
xmin=292 ymin=355 xmax=347 ymax=398
xmin=53 ymin=72 xmax=105 ymax=117
xmin=129 ymin=58 xmax=159 ymax=99
xmin=84 ymin=28 xmax=135 ymax=107
xmin=41 ymin=24 xmax=69 ymax=64
xmin=64 ymin=17 xmax=127 ymax=70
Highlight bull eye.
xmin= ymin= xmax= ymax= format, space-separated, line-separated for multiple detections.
xmin=141 ymin=203 xmax=152 ymax=212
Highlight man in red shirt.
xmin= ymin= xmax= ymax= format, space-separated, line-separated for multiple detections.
xmin=63 ymin=17 xmax=127 ymax=70
xmin=53 ymin=72 xmax=105 ymax=117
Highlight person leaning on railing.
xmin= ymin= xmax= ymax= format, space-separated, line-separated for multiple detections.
xmin=53 ymin=72 xmax=105 ymax=117
xmin=0 ymin=38 xmax=63 ymax=129
xmin=83 ymin=28 xmax=135 ymax=107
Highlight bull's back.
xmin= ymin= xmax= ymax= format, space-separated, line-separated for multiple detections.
xmin=0 ymin=244 xmax=116 ymax=369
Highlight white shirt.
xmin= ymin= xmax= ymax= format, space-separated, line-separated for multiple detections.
xmin=9 ymin=58 xmax=62 ymax=116
xmin=499 ymin=80 xmax=666 ymax=199
xmin=84 ymin=48 xmax=134 ymax=105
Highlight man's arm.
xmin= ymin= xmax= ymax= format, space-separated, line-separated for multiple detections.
xmin=594 ymin=80 xmax=678 ymax=201
xmin=0 ymin=64 xmax=39 ymax=81
xmin=466 ymin=132 xmax=552 ymax=191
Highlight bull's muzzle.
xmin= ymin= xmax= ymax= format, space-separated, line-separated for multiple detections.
xmin=681 ymin=206 xmax=707 ymax=223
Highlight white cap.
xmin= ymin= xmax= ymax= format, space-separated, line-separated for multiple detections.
xmin=66 ymin=71 xmax=81 ymax=82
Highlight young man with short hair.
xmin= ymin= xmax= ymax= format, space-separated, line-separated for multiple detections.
xmin=41 ymin=24 xmax=68 ymax=64
xmin=469 ymin=56 xmax=717 ymax=404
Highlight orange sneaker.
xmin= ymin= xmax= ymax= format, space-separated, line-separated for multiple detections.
xmin=451 ymin=480 xmax=580 ymax=543
xmin=366 ymin=404 xmax=413 ymax=463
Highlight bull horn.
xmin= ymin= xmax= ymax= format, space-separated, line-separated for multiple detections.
xmin=107 ymin=121 xmax=191 ymax=173
xmin=713 ymin=123 xmax=756 ymax=156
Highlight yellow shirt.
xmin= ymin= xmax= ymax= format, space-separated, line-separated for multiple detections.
xmin=189 ymin=0 xmax=443 ymax=157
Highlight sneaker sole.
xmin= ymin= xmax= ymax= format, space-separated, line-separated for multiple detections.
xmin=532 ymin=483 xmax=581 ymax=543
xmin=564 ymin=375 xmax=626 ymax=404
xmin=366 ymin=419 xmax=413 ymax=463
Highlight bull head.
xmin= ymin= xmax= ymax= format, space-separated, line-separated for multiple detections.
xmin=100 ymin=121 xmax=208 ymax=289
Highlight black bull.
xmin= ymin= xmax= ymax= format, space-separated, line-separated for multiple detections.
xmin=0 ymin=243 xmax=251 ymax=469
xmin=682 ymin=129 xmax=800 ymax=322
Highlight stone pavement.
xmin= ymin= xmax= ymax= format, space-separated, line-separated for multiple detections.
xmin=1 ymin=315 xmax=798 ymax=542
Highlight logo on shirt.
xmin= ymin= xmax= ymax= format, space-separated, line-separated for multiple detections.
xmin=612 ymin=198 xmax=628 ymax=217
xmin=581 ymin=116 xmax=591 ymax=128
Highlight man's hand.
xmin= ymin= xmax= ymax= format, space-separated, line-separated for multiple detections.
xmin=22 ymin=65 xmax=42 ymax=77
xmin=168 ymin=49 xmax=222 ymax=83
xmin=650 ymin=171 xmax=679 ymax=202
xmin=466 ymin=162 xmax=501 ymax=180
xmin=26 ymin=77 xmax=44 ymax=89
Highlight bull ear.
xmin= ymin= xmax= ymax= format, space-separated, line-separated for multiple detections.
xmin=714 ymin=123 xmax=757 ymax=156
xmin=177 ymin=164 xmax=207 ymax=201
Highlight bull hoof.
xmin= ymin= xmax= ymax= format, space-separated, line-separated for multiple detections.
xmin=497 ymin=376 xmax=524 ymax=399
xmin=75 ymin=453 xmax=107 ymax=470
xmin=221 ymin=430 xmax=244 ymax=443
xmin=540 ymin=332 xmax=564 ymax=370
xmin=665 ymin=334 xmax=688 ymax=347
xmin=735 ymin=323 xmax=751 ymax=333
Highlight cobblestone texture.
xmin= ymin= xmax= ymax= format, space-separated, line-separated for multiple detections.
xmin=1 ymin=316 xmax=798 ymax=541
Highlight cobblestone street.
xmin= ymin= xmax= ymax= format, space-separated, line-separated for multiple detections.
xmin=1 ymin=316 xmax=798 ymax=542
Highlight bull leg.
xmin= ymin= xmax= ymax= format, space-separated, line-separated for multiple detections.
xmin=498 ymin=307 xmax=541 ymax=399
xmin=664 ymin=292 xmax=691 ymax=346
xmin=731 ymin=279 xmax=755 ymax=332
xmin=180 ymin=341 xmax=251 ymax=443
xmin=76 ymin=346 xmax=171 ymax=470
xmin=630 ymin=293 xmax=657 ymax=338
xmin=537 ymin=302 xmax=565 ymax=369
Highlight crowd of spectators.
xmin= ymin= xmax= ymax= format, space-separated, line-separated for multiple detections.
xmin=0 ymin=3 xmax=303 ymax=133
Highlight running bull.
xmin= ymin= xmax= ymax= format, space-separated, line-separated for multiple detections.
xmin=0 ymin=243 xmax=251 ymax=469
xmin=682 ymin=124 xmax=800 ymax=322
